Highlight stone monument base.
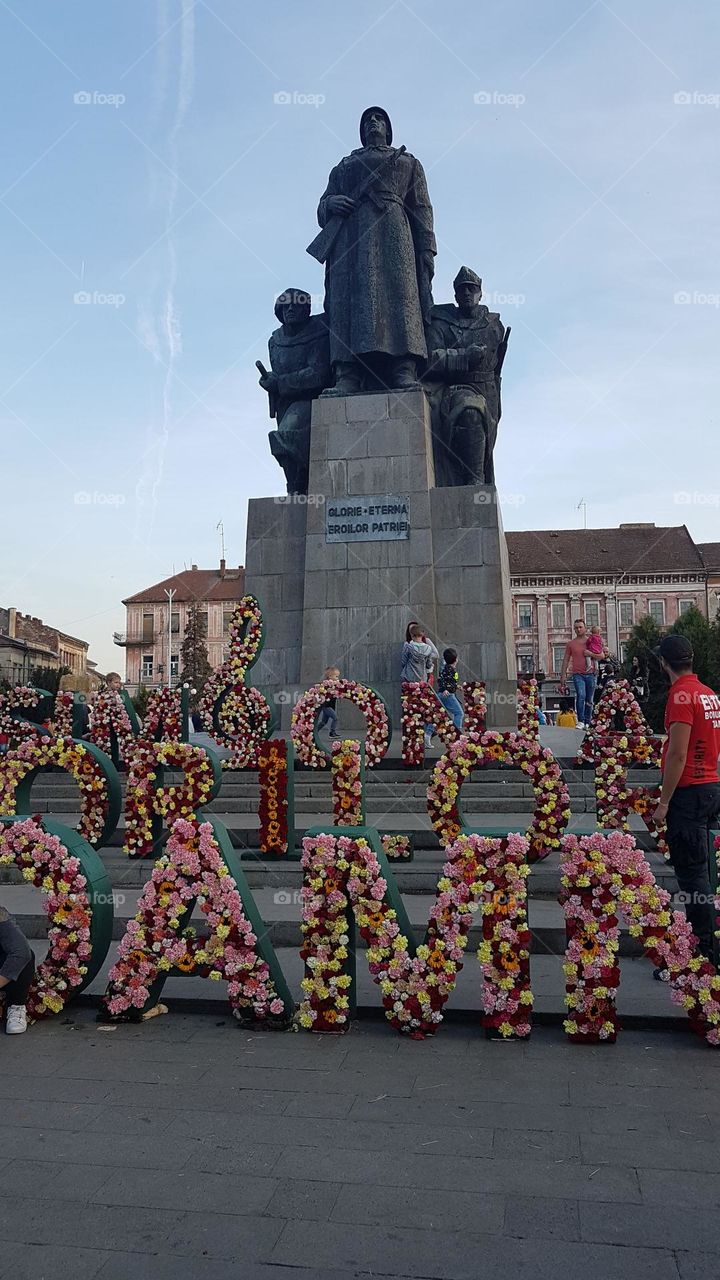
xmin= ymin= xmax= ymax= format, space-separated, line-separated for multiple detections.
xmin=245 ymin=390 xmax=517 ymax=733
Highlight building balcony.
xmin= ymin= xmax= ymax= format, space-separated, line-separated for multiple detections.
xmin=113 ymin=632 xmax=152 ymax=647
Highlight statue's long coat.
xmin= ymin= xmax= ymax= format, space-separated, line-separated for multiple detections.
xmin=316 ymin=144 xmax=436 ymax=364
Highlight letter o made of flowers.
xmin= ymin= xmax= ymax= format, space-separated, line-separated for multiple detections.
xmin=291 ymin=678 xmax=391 ymax=769
xmin=427 ymin=732 xmax=570 ymax=862
xmin=0 ymin=816 xmax=114 ymax=1018
xmin=0 ymin=736 xmax=121 ymax=847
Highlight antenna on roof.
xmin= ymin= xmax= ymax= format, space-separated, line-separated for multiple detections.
xmin=216 ymin=519 xmax=225 ymax=562
xmin=577 ymin=498 xmax=587 ymax=530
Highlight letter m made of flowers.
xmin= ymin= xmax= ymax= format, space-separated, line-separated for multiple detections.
xmin=299 ymin=827 xmax=533 ymax=1038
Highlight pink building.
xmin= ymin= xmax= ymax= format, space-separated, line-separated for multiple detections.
xmin=507 ymin=524 xmax=708 ymax=677
xmin=116 ymin=562 xmax=245 ymax=692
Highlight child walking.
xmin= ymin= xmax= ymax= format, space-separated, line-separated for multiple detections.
xmin=0 ymin=904 xmax=35 ymax=1035
xmin=317 ymin=666 xmax=340 ymax=738
xmin=437 ymin=647 xmax=463 ymax=730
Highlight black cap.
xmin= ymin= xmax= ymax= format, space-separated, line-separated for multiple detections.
xmin=653 ymin=634 xmax=694 ymax=666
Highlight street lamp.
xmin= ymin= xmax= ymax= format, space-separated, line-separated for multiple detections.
xmin=165 ymin=587 xmax=176 ymax=689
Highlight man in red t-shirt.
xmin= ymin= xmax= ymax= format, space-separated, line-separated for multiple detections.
xmin=652 ymin=635 xmax=720 ymax=960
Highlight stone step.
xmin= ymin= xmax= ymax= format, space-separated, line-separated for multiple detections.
xmin=28 ymin=941 xmax=684 ymax=1026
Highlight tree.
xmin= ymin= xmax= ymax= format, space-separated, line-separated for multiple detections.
xmin=624 ymin=608 xmax=720 ymax=733
xmin=132 ymin=682 xmax=150 ymax=718
xmin=177 ymin=603 xmax=213 ymax=699
xmin=29 ymin=665 xmax=71 ymax=696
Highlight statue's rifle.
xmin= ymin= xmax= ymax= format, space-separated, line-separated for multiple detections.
xmin=494 ymin=325 xmax=511 ymax=420
xmin=306 ymin=145 xmax=407 ymax=265
xmin=256 ymin=359 xmax=278 ymax=419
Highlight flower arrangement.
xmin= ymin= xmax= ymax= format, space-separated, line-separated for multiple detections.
xmin=578 ymin=679 xmax=655 ymax=765
xmin=462 ymin=681 xmax=487 ymax=733
xmin=400 ymin=681 xmax=458 ymax=765
xmin=258 ymin=738 xmax=293 ymax=856
xmin=123 ymin=740 xmax=220 ymax=859
xmin=517 ymin=678 xmax=540 ymax=739
xmin=298 ymin=830 xmax=531 ymax=1038
xmin=88 ymin=690 xmax=137 ymax=767
xmin=426 ymin=731 xmax=570 ymax=861
xmin=0 ymin=736 xmax=118 ymax=846
xmin=142 ymin=686 xmax=187 ymax=742
xmin=381 ymin=833 xmax=413 ymax=861
xmin=331 ymin=740 xmax=365 ymax=825
xmin=560 ymin=831 xmax=720 ymax=1045
xmin=291 ymin=678 xmax=390 ymax=769
xmin=0 ymin=685 xmax=45 ymax=749
xmin=52 ymin=690 xmax=75 ymax=738
xmin=199 ymin=596 xmax=272 ymax=769
xmin=0 ymin=817 xmax=103 ymax=1018
xmin=595 ymin=749 xmax=667 ymax=856
xmin=103 ymin=816 xmax=290 ymax=1024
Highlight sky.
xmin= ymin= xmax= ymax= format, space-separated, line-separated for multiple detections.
xmin=1 ymin=0 xmax=719 ymax=672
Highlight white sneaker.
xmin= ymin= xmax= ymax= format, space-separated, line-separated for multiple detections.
xmin=5 ymin=1005 xmax=27 ymax=1035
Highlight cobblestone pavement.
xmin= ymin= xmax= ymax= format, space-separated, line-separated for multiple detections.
xmin=1 ymin=1010 xmax=719 ymax=1279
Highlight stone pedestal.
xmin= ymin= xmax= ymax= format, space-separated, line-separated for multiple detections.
xmin=245 ymin=390 xmax=517 ymax=731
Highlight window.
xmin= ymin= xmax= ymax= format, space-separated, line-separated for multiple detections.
xmin=552 ymin=644 xmax=567 ymax=674
xmin=550 ymin=601 xmax=566 ymax=630
xmin=618 ymin=601 xmax=634 ymax=629
xmin=142 ymin=612 xmax=154 ymax=643
xmin=517 ymin=650 xmax=534 ymax=675
xmin=620 ymin=642 xmax=629 ymax=663
xmin=171 ymin=610 xmax=180 ymax=634
xmin=223 ymin=608 xmax=235 ymax=634
xmin=141 ymin=654 xmax=153 ymax=680
xmin=517 ymin=602 xmax=533 ymax=629
xmin=678 ymin=599 xmax=695 ymax=616
xmin=648 ymin=600 xmax=666 ymax=625
xmin=584 ymin=601 xmax=600 ymax=628
xmin=170 ymin=654 xmax=179 ymax=678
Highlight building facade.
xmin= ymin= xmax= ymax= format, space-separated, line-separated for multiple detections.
xmin=117 ymin=562 xmax=246 ymax=692
xmin=0 ymin=607 xmax=89 ymax=686
xmin=698 ymin=542 xmax=720 ymax=624
xmin=507 ymin=524 xmax=709 ymax=678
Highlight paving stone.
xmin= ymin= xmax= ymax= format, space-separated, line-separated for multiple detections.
xmin=263 ymin=1178 xmax=342 ymax=1221
xmin=330 ymin=1182 xmax=505 ymax=1233
xmin=503 ymin=1194 xmax=581 ymax=1241
xmin=270 ymin=1220 xmax=680 ymax=1279
xmin=639 ymin=1167 xmax=720 ymax=1208
xmin=581 ymin=1130 xmax=720 ymax=1172
xmin=0 ymin=1125 xmax=204 ymax=1171
xmin=0 ymin=1241 xmax=110 ymax=1280
xmin=96 ymin=1259 xmax=355 ymax=1280
xmin=579 ymin=1199 xmax=720 ymax=1252
xmin=492 ymin=1127 xmax=581 ymax=1163
xmin=90 ymin=1167 xmax=277 ymax=1215
xmin=675 ymin=1252 xmax=720 ymax=1279
xmin=282 ymin=1091 xmax=357 ymax=1119
xmin=0 ymin=1160 xmax=115 ymax=1201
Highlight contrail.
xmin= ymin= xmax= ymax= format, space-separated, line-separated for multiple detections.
xmin=135 ymin=0 xmax=195 ymax=537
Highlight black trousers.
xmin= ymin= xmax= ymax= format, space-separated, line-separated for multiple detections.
xmin=3 ymin=954 xmax=35 ymax=1006
xmin=666 ymin=783 xmax=720 ymax=961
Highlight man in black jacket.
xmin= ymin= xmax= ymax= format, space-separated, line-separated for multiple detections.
xmin=0 ymin=904 xmax=34 ymax=1034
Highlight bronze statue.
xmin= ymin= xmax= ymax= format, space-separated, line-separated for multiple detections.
xmin=307 ymin=106 xmax=436 ymax=395
xmin=424 ymin=266 xmax=510 ymax=486
xmin=258 ymin=288 xmax=331 ymax=494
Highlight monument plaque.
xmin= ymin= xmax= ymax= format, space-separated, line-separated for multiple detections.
xmin=326 ymin=496 xmax=410 ymax=543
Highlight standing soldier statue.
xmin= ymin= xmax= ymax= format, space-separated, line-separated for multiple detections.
xmin=307 ymin=106 xmax=436 ymax=395
xmin=425 ymin=266 xmax=510 ymax=486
